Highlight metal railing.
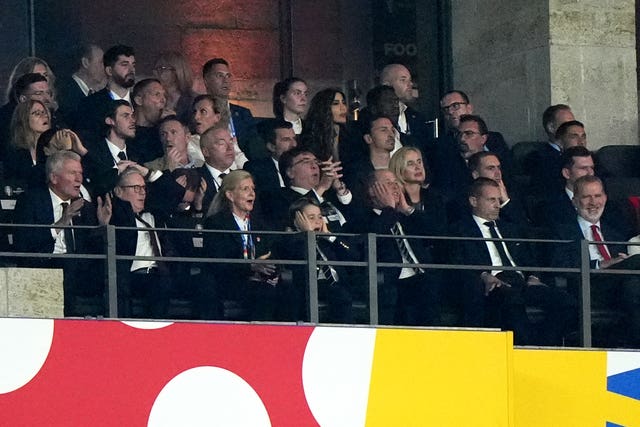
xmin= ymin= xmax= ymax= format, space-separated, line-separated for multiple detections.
xmin=3 ymin=222 xmax=640 ymax=348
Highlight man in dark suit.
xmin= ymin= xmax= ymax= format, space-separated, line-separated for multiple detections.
xmin=351 ymin=169 xmax=442 ymax=326
xmin=263 ymin=147 xmax=353 ymax=231
xmin=431 ymin=114 xmax=497 ymax=201
xmin=82 ymin=99 xmax=184 ymax=211
xmin=343 ymin=114 xmax=397 ymax=206
xmin=447 ymin=151 xmax=529 ymax=225
xmin=73 ymin=45 xmax=136 ymax=142
xmin=57 ymin=43 xmax=106 ymax=121
xmin=202 ymin=58 xmax=263 ymax=159
xmin=437 ymin=90 xmax=511 ymax=169
xmin=244 ymin=119 xmax=297 ymax=193
xmin=450 ymin=177 xmax=573 ymax=345
xmin=527 ymin=104 xmax=575 ymax=196
xmin=198 ymin=124 xmax=237 ymax=214
xmin=549 ymin=175 xmax=640 ymax=346
xmin=538 ymin=146 xmax=595 ymax=228
xmin=108 ymin=167 xmax=173 ymax=319
xmin=13 ymin=151 xmax=111 ymax=316
xmin=380 ymin=64 xmax=433 ymax=155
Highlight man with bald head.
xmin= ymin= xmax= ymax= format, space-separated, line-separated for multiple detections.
xmin=380 ymin=63 xmax=431 ymax=154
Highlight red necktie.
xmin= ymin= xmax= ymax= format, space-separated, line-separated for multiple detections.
xmin=590 ymin=224 xmax=611 ymax=261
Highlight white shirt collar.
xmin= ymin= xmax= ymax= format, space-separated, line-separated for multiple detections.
xmin=106 ymin=138 xmax=126 ymax=163
xmin=72 ymin=74 xmax=91 ymax=97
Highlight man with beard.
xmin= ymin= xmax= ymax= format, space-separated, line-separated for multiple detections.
xmin=431 ymin=114 xmax=492 ymax=201
xmin=82 ymin=100 xmax=183 ymax=211
xmin=380 ymin=64 xmax=432 ymax=155
xmin=74 ymin=45 xmax=136 ymax=142
xmin=550 ymin=175 xmax=639 ymax=347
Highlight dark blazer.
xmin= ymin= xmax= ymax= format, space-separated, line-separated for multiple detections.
xmin=243 ymin=157 xmax=282 ymax=193
xmin=403 ymin=105 xmax=434 ymax=155
xmin=203 ymin=209 xmax=274 ymax=287
xmin=550 ymin=216 xmax=627 ymax=271
xmin=109 ymin=196 xmax=175 ymax=271
xmin=527 ymin=143 xmax=563 ymax=197
xmin=197 ymin=165 xmax=219 ymax=214
xmin=0 ymin=101 xmax=17 ymax=159
xmin=73 ymin=88 xmax=118 ymax=142
xmin=230 ymin=103 xmax=264 ymax=159
xmin=82 ymin=137 xmax=184 ymax=210
xmin=132 ymin=125 xmax=163 ymax=164
xmin=263 ymin=187 xmax=353 ymax=232
xmin=13 ymin=187 xmax=102 ymax=265
xmin=450 ymin=215 xmax=535 ymax=325
xmin=352 ymin=207 xmax=437 ymax=287
xmin=430 ymin=139 xmax=473 ymax=201
xmin=3 ymin=147 xmax=35 ymax=187
xmin=56 ymin=76 xmax=87 ymax=122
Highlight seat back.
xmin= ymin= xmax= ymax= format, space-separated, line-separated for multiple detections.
xmin=595 ymin=145 xmax=640 ymax=178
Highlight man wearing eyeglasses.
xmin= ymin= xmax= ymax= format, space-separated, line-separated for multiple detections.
xmin=262 ymin=147 xmax=352 ymax=231
xmin=438 ymin=90 xmax=511 ymax=165
xmin=432 ymin=114 xmax=498 ymax=201
xmin=108 ymin=167 xmax=173 ymax=319
xmin=202 ymin=58 xmax=262 ymax=160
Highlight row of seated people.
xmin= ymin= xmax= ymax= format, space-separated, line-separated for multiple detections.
xmin=1 ymin=46 xmax=639 ymax=347
xmin=7 ymin=121 xmax=640 ymax=348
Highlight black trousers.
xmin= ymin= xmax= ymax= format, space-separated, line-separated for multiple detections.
xmin=118 ymin=268 xmax=171 ymax=319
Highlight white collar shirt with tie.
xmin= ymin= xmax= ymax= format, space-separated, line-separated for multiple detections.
xmin=49 ymin=189 xmax=71 ymax=254
xmin=473 ymin=215 xmax=517 ymax=276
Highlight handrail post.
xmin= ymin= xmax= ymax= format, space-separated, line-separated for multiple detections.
xmin=105 ymin=224 xmax=118 ymax=318
xmin=367 ymin=233 xmax=378 ymax=325
xmin=306 ymin=230 xmax=319 ymax=323
xmin=579 ymin=239 xmax=592 ymax=347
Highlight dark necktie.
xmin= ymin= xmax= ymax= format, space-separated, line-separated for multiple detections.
xmin=484 ymin=221 xmax=512 ymax=267
xmin=117 ymin=151 xmax=127 ymax=161
xmin=316 ymin=242 xmax=338 ymax=285
xmin=390 ymin=222 xmax=424 ymax=274
xmin=590 ymin=224 xmax=611 ymax=261
xmin=217 ymin=172 xmax=227 ymax=189
xmin=135 ymin=213 xmax=167 ymax=272
xmin=60 ymin=202 xmax=76 ymax=252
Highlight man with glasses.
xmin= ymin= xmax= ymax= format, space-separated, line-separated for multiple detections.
xmin=202 ymin=58 xmax=261 ymax=159
xmin=263 ymin=147 xmax=352 ymax=231
xmin=432 ymin=114 xmax=500 ymax=201
xmin=108 ymin=167 xmax=173 ymax=319
xmin=439 ymin=90 xmax=510 ymax=159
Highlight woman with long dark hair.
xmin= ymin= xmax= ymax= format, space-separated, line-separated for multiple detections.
xmin=300 ymin=88 xmax=349 ymax=162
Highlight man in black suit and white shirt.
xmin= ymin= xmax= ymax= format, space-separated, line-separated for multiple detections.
xmin=198 ymin=124 xmax=237 ymax=214
xmin=244 ymin=119 xmax=297 ymax=193
xmin=57 ymin=43 xmax=106 ymax=121
xmin=74 ymin=45 xmax=136 ymax=142
xmin=13 ymin=151 xmax=112 ymax=316
xmin=450 ymin=177 xmax=573 ymax=345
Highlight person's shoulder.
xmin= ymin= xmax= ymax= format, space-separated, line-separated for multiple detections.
xmin=230 ymin=103 xmax=253 ymax=116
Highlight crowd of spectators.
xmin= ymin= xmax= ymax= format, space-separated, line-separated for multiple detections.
xmin=2 ymin=43 xmax=639 ymax=348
